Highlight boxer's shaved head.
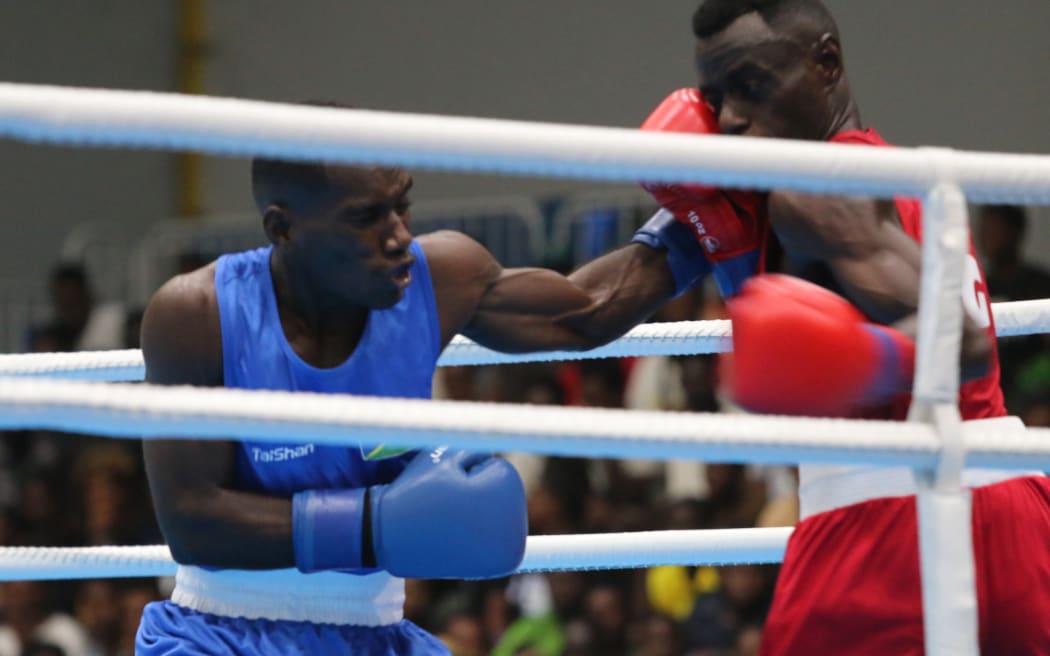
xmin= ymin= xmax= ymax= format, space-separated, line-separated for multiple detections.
xmin=693 ymin=0 xmax=838 ymax=42
xmin=691 ymin=0 xmax=853 ymax=141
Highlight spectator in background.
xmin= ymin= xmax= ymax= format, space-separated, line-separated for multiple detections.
xmin=1013 ymin=354 xmax=1050 ymax=427
xmin=579 ymin=582 xmax=630 ymax=654
xmin=680 ymin=565 xmax=775 ymax=654
xmin=637 ymin=614 xmax=685 ymax=656
xmin=480 ymin=583 xmax=514 ymax=649
xmin=529 ymin=458 xmax=590 ymax=536
xmin=122 ymin=310 xmax=143 ymax=351
xmin=11 ymin=469 xmax=73 ymax=547
xmin=26 ymin=324 xmax=69 ymax=355
xmin=716 ymin=465 xmax=768 ymax=529
xmin=491 ymin=363 xmax=567 ymax=498
xmin=434 ymin=366 xmax=480 ymax=402
xmin=402 ymin=578 xmax=437 ymax=635
xmin=978 ymin=205 xmax=1050 ymax=302
xmin=0 ymin=580 xmax=89 ymax=656
xmin=494 ymin=571 xmax=587 ymax=656
xmin=73 ymin=581 xmax=120 ymax=656
xmin=976 ymin=204 xmax=1050 ymax=412
xmin=115 ymin=581 xmax=161 ymax=656
xmin=21 ymin=643 xmax=66 ymax=656
xmin=42 ymin=264 xmax=125 ymax=352
xmin=72 ymin=444 xmax=159 ymax=547
xmin=437 ymin=613 xmax=487 ymax=656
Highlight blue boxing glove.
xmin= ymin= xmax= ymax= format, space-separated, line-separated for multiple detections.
xmin=632 ymin=208 xmax=712 ymax=297
xmin=293 ymin=448 xmax=527 ymax=579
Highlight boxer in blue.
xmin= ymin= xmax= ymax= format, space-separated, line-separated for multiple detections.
xmin=134 ymin=152 xmax=709 ymax=654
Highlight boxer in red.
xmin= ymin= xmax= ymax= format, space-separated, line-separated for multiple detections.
xmin=637 ymin=1 xmax=1050 ymax=653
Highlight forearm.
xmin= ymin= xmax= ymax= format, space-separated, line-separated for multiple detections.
xmin=145 ymin=438 xmax=296 ymax=569
xmin=460 ymin=267 xmax=603 ymax=352
xmin=463 ymin=245 xmax=674 ymax=352
xmin=561 ymin=243 xmax=676 ymax=344
xmin=159 ymin=486 xmax=294 ymax=569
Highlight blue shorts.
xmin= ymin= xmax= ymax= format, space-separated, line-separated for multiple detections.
xmin=136 ymin=601 xmax=450 ymax=655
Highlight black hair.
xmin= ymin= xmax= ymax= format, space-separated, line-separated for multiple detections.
xmin=250 ymin=158 xmax=331 ymax=212
xmin=21 ymin=642 xmax=65 ymax=656
xmin=48 ymin=263 xmax=88 ymax=288
xmin=692 ymin=0 xmax=837 ymax=39
xmin=981 ymin=204 xmax=1028 ymax=235
xmin=250 ymin=100 xmax=355 ymax=212
xmin=579 ymin=358 xmax=625 ymax=392
xmin=28 ymin=321 xmax=75 ymax=352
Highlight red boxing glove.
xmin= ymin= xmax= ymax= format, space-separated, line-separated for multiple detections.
xmin=725 ymin=275 xmax=916 ymax=417
xmin=640 ymin=89 xmax=766 ymax=296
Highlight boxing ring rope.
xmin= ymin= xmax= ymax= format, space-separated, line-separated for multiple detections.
xmin=0 ymin=376 xmax=1047 ymax=470
xmin=0 ymin=528 xmax=795 ymax=581
xmin=0 ymin=298 xmax=1047 ymax=380
xmin=2 ymin=82 xmax=1049 ymax=654
xmin=1 ymin=83 xmax=1050 ymax=203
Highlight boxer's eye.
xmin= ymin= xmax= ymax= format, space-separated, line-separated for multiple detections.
xmin=342 ymin=206 xmax=383 ymax=226
xmin=700 ymin=88 xmax=723 ymax=114
xmin=730 ymin=70 xmax=772 ymax=102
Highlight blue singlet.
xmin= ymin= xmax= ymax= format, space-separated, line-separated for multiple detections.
xmin=137 ymin=241 xmax=450 ymax=656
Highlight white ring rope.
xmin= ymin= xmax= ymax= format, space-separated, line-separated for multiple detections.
xmin=988 ymin=299 xmax=1050 ymax=338
xmin=0 ymin=529 xmax=794 ymax=581
xmin=0 ymin=84 xmax=1046 ymax=640
xmin=0 ymin=349 xmax=145 ymax=381
xmin=516 ymin=528 xmax=791 ymax=572
xmin=0 ymin=320 xmax=734 ymax=380
xmin=439 ymin=319 xmax=732 ymax=366
xmin=0 ymin=545 xmax=176 ymax=581
xmin=0 ymin=375 xmax=1047 ymax=470
xmin=1 ymin=299 xmax=1047 ymax=380
xmin=1 ymin=83 xmax=1050 ymax=203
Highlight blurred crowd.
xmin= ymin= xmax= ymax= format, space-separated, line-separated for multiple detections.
xmin=0 ymin=204 xmax=1044 ymax=655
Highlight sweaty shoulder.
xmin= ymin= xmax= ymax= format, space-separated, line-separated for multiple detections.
xmin=418 ymin=231 xmax=501 ymax=342
xmin=140 ymin=263 xmax=223 ymax=386
xmin=418 ymin=230 xmax=499 ymax=279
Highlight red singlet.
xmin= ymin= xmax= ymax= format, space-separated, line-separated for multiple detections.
xmin=830 ymin=128 xmax=1006 ymax=421
xmin=760 ymin=129 xmax=1047 ymax=656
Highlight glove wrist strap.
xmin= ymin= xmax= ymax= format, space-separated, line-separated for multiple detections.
xmin=862 ymin=325 xmax=917 ymax=402
xmin=632 ymin=208 xmax=711 ymax=297
xmin=292 ymin=488 xmax=367 ymax=573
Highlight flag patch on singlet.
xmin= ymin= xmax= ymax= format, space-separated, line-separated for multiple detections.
xmin=361 ymin=444 xmax=414 ymax=461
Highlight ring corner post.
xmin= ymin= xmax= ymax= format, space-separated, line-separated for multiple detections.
xmin=910 ymin=179 xmax=979 ymax=656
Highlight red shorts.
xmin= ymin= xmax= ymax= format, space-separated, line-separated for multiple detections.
xmin=761 ymin=475 xmax=1050 ymax=655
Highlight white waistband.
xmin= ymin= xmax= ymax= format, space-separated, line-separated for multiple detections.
xmin=799 ymin=416 xmax=1041 ymax=519
xmin=171 ymin=565 xmax=405 ymax=626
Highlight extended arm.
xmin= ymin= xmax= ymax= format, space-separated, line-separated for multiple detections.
xmin=140 ymin=268 xmax=296 ymax=569
xmin=423 ymin=87 xmax=764 ymax=354
xmin=422 ymin=229 xmax=681 ymax=352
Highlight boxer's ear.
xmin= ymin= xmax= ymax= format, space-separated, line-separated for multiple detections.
xmin=263 ymin=204 xmax=292 ymax=246
xmin=814 ymin=33 xmax=843 ymax=88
